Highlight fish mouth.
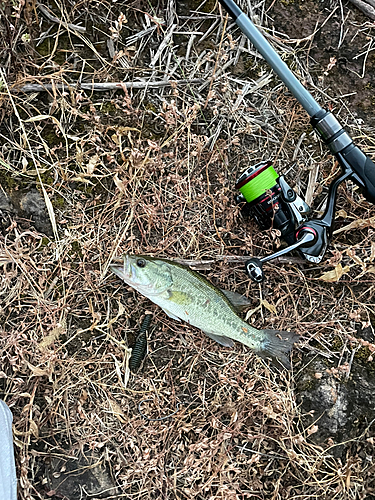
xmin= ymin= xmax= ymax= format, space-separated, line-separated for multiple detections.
xmin=110 ymin=255 xmax=148 ymax=289
xmin=109 ymin=254 xmax=132 ymax=282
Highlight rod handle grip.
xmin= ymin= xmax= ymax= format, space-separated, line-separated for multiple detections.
xmin=341 ymin=145 xmax=375 ymax=204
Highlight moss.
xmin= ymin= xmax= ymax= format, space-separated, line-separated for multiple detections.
xmin=35 ymin=236 xmax=52 ymax=252
xmin=144 ymin=102 xmax=157 ymax=112
xmin=0 ymin=169 xmax=22 ymax=190
xmin=36 ymin=38 xmax=51 ymax=57
xmin=70 ymin=240 xmax=83 ymax=259
xmin=40 ymin=236 xmax=50 ymax=246
xmin=331 ymin=336 xmax=344 ymax=351
xmin=298 ymin=376 xmax=318 ymax=392
xmin=52 ymin=195 xmax=65 ymax=209
xmin=38 ymin=170 xmax=54 ymax=186
xmin=354 ymin=346 xmax=375 ymax=372
xmin=100 ymin=102 xmax=117 ymax=114
xmin=191 ymin=0 xmax=216 ymax=12
xmin=41 ymin=124 xmax=62 ymax=148
xmin=80 ymin=331 xmax=93 ymax=343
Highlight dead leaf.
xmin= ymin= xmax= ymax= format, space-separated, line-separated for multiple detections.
xmin=307 ymin=424 xmax=319 ymax=436
xmin=29 ymin=419 xmax=39 ymax=438
xmin=107 ymin=302 xmax=125 ymax=327
xmin=71 ymin=176 xmax=95 ymax=185
xmin=27 ymin=362 xmax=50 ymax=377
xmin=245 ymin=304 xmax=262 ymax=321
xmin=333 ymin=216 xmax=375 ymax=235
xmin=108 ymin=397 xmax=127 ymax=423
xmin=79 ymin=389 xmax=88 ymax=405
xmin=39 ymin=322 xmax=66 ymax=349
xmin=346 ymin=249 xmax=365 ymax=268
xmin=27 ymin=362 xmax=53 ymax=381
xmin=0 ymin=254 xmax=12 ymax=265
xmin=86 ymin=154 xmax=99 ymax=175
xmin=336 ymin=209 xmax=347 ymax=218
xmin=261 ymin=299 xmax=277 ymax=315
xmin=113 ymin=173 xmax=127 ymax=193
xmin=318 ymin=263 xmax=350 ymax=282
xmin=370 ymin=242 xmax=375 ymax=262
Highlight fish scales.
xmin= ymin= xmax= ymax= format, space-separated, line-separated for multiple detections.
xmin=110 ymin=254 xmax=298 ymax=367
xmin=160 ymin=263 xmax=260 ymax=348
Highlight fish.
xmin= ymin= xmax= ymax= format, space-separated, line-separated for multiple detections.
xmin=110 ymin=254 xmax=298 ymax=368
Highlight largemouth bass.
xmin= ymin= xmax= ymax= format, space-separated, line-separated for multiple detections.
xmin=110 ymin=255 xmax=298 ymax=368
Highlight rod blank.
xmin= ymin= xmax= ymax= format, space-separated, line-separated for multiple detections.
xmin=219 ymin=0 xmax=322 ymax=117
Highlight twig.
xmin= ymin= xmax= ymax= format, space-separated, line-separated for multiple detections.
xmin=174 ymin=255 xmax=306 ymax=270
xmin=37 ymin=3 xmax=86 ymax=33
xmin=150 ymin=23 xmax=177 ymax=67
xmin=203 ymin=12 xmax=228 ymax=107
xmin=348 ymin=0 xmax=375 ymax=20
xmin=138 ymin=399 xmax=182 ymax=421
xmin=305 ymin=162 xmax=319 ymax=208
xmin=13 ymin=78 xmax=204 ymax=93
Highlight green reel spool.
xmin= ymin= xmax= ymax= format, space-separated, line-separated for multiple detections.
xmin=235 ymin=160 xmax=279 ymax=204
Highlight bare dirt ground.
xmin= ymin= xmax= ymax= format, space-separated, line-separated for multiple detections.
xmin=1 ymin=1 xmax=375 ymax=499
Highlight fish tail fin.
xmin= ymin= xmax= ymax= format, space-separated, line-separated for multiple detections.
xmin=260 ymin=329 xmax=299 ymax=369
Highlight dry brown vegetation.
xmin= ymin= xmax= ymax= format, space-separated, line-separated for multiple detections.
xmin=1 ymin=0 xmax=375 ymax=499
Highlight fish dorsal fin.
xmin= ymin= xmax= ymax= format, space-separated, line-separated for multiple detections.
xmin=220 ymin=289 xmax=251 ymax=311
xmin=203 ymin=330 xmax=234 ymax=348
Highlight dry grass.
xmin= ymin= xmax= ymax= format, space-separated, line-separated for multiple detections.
xmin=1 ymin=0 xmax=375 ymax=498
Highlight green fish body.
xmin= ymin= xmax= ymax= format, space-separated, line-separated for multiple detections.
xmin=110 ymin=255 xmax=298 ymax=367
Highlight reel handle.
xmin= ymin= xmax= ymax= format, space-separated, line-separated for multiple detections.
xmin=245 ymin=229 xmax=317 ymax=282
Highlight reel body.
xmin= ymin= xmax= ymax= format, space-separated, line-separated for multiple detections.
xmin=236 ymin=160 xmax=309 ymax=245
xmin=236 ymin=160 xmax=341 ymax=282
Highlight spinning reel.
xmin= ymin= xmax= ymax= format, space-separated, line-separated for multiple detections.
xmin=235 ymin=156 xmax=350 ymax=283
xmin=218 ymin=0 xmax=375 ymax=282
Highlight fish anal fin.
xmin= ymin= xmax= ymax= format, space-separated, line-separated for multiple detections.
xmin=203 ymin=330 xmax=234 ymax=348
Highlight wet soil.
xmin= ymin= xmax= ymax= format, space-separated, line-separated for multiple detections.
xmin=267 ymin=0 xmax=375 ymax=127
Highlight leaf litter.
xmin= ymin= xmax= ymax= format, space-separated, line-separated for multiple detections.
xmin=0 ymin=0 xmax=375 ymax=498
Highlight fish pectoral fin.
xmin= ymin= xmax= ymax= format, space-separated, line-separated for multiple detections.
xmin=161 ymin=307 xmax=181 ymax=321
xmin=166 ymin=290 xmax=192 ymax=305
xmin=203 ymin=330 xmax=234 ymax=348
xmin=220 ymin=289 xmax=251 ymax=311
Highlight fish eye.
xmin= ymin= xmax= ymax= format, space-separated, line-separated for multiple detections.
xmin=136 ymin=258 xmax=146 ymax=268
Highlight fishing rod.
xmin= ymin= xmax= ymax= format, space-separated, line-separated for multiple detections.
xmin=219 ymin=0 xmax=375 ymax=282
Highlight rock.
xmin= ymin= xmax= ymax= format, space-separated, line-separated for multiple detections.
xmin=44 ymin=449 xmax=118 ymax=499
xmin=18 ymin=189 xmax=53 ymax=235
xmin=0 ymin=187 xmax=52 ymax=235
xmin=0 ymin=192 xmax=13 ymax=233
xmin=296 ymin=350 xmax=375 ymax=454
